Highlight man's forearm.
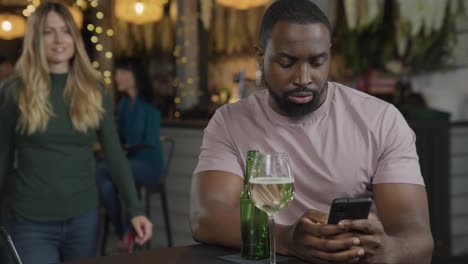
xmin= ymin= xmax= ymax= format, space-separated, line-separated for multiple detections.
xmin=386 ymin=229 xmax=433 ymax=264
xmin=190 ymin=200 xmax=242 ymax=248
xmin=190 ymin=200 xmax=296 ymax=255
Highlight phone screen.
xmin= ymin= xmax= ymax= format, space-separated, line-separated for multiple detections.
xmin=327 ymin=197 xmax=372 ymax=224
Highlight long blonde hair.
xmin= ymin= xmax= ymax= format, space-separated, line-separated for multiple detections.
xmin=15 ymin=1 xmax=104 ymax=135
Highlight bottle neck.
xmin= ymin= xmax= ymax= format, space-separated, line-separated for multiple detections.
xmin=245 ymin=152 xmax=255 ymax=186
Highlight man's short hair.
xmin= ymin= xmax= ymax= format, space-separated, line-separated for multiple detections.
xmin=259 ymin=0 xmax=332 ymax=49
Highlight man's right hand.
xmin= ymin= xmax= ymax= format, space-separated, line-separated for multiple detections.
xmin=281 ymin=209 xmax=365 ymax=264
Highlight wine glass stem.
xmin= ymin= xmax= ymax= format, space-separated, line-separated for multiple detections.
xmin=269 ymin=214 xmax=276 ymax=264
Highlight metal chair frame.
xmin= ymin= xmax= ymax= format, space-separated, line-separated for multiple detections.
xmin=100 ymin=135 xmax=175 ymax=255
xmin=0 ymin=226 xmax=23 ymax=264
xmin=140 ymin=135 xmax=175 ymax=248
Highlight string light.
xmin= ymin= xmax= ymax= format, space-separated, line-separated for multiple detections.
xmin=23 ymin=0 xmax=40 ymax=17
xmin=84 ymin=0 xmax=114 ymax=91
xmin=76 ymin=0 xmax=86 ymax=8
xmin=82 ymin=0 xmax=102 ymax=73
xmin=173 ymin=46 xmax=180 ymax=57
xmin=174 ymin=3 xmax=204 ymax=118
xmin=96 ymin=12 xmax=104 ymax=19
xmin=90 ymin=36 xmax=98 ymax=43
xmin=27 ymin=5 xmax=36 ymax=13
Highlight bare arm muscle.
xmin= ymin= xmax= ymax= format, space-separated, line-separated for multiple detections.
xmin=374 ymin=183 xmax=434 ymax=264
xmin=190 ymin=170 xmax=244 ymax=247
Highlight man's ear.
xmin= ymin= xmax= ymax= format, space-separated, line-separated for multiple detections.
xmin=255 ymin=45 xmax=265 ymax=71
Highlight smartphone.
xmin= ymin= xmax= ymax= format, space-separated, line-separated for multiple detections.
xmin=327 ymin=197 xmax=372 ymax=225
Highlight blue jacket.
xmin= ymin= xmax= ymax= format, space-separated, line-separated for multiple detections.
xmin=117 ymin=96 xmax=164 ymax=169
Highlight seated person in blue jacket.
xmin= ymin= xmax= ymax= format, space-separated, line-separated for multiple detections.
xmin=96 ymin=58 xmax=164 ymax=251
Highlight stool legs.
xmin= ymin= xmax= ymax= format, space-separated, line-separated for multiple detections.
xmin=145 ymin=187 xmax=173 ymax=248
xmin=145 ymin=190 xmax=152 ymax=249
xmin=160 ymin=188 xmax=173 ymax=247
xmin=101 ymin=213 xmax=110 ymax=255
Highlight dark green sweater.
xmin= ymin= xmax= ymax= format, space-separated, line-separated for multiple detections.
xmin=0 ymin=74 xmax=143 ymax=221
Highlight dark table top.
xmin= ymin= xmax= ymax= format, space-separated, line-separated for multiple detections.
xmin=65 ymin=244 xmax=309 ymax=264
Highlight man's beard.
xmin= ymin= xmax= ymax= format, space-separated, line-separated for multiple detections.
xmin=266 ymin=80 xmax=327 ymax=118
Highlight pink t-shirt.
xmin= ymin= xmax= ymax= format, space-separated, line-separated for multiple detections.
xmin=194 ymin=82 xmax=424 ymax=225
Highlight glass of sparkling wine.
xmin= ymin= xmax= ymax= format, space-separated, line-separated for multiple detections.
xmin=249 ymin=152 xmax=294 ymax=264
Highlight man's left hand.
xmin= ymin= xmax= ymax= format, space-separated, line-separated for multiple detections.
xmin=337 ymin=214 xmax=396 ymax=264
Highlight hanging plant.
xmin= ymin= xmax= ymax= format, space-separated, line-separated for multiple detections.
xmin=389 ymin=0 xmax=462 ymax=74
xmin=332 ymin=0 xmax=465 ymax=78
xmin=208 ymin=4 xmax=267 ymax=57
xmin=112 ymin=1 xmax=176 ymax=58
xmin=333 ymin=0 xmax=386 ymax=77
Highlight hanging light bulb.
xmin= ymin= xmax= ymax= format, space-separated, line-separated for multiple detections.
xmin=115 ymin=0 xmax=164 ymax=24
xmin=0 ymin=14 xmax=27 ymax=40
xmin=134 ymin=1 xmax=144 ymax=15
xmin=1 ymin=20 xmax=12 ymax=32
xmin=216 ymin=0 xmax=269 ymax=10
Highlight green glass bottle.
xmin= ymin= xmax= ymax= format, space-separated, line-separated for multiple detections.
xmin=240 ymin=150 xmax=269 ymax=259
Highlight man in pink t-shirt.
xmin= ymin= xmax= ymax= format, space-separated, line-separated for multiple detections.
xmin=190 ymin=1 xmax=433 ymax=263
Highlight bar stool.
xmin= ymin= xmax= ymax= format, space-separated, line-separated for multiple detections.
xmin=100 ymin=136 xmax=175 ymax=254
xmin=139 ymin=135 xmax=175 ymax=248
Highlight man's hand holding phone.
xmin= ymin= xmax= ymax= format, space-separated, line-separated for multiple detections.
xmin=284 ymin=209 xmax=365 ymax=264
xmin=282 ymin=198 xmax=396 ymax=264
xmin=336 ymin=213 xmax=395 ymax=264
xmin=327 ymin=197 xmax=395 ymax=264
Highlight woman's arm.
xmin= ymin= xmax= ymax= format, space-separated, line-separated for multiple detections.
xmin=97 ymin=92 xmax=153 ymax=244
xmin=97 ymin=92 xmax=143 ymax=219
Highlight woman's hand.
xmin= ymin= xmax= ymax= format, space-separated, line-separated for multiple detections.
xmin=131 ymin=215 xmax=153 ymax=245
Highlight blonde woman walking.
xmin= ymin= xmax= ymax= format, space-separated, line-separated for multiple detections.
xmin=0 ymin=2 xmax=152 ymax=263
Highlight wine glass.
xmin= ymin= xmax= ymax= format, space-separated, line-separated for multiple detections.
xmin=249 ymin=152 xmax=294 ymax=264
